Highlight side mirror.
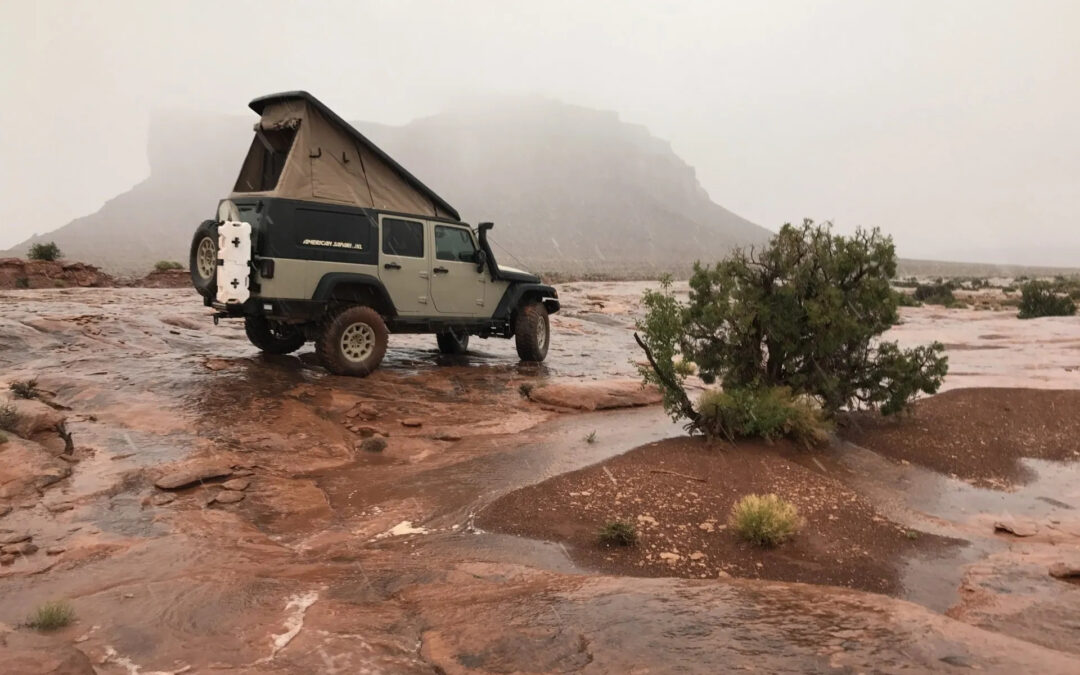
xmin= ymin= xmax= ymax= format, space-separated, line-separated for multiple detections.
xmin=475 ymin=249 xmax=487 ymax=273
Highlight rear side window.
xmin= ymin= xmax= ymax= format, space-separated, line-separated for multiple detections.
xmin=382 ymin=218 xmax=424 ymax=258
xmin=296 ymin=208 xmax=372 ymax=253
xmin=435 ymin=226 xmax=477 ymax=262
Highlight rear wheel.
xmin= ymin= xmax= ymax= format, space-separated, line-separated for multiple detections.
xmin=317 ymin=306 xmax=389 ymax=377
xmin=514 ymin=301 xmax=550 ymax=362
xmin=189 ymin=220 xmax=219 ymax=299
xmin=436 ymin=329 xmax=470 ymax=355
xmin=244 ymin=315 xmax=305 ymax=355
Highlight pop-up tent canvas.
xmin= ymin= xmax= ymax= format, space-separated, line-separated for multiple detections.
xmin=230 ymin=91 xmax=459 ymax=221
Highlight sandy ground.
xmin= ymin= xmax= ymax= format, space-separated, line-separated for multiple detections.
xmin=0 ymin=283 xmax=1078 ymax=672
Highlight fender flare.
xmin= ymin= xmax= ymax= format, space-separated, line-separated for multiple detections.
xmin=493 ymin=283 xmax=560 ymax=320
xmin=312 ymin=273 xmax=397 ymax=316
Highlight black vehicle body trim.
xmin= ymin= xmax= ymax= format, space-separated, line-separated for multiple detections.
xmin=311 ymin=273 xmax=397 ymax=315
xmin=248 ymin=91 xmax=460 ymax=221
xmin=227 ymin=197 xmax=465 ymax=266
xmin=493 ymin=283 xmax=561 ymax=320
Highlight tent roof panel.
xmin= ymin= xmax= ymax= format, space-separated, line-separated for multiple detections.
xmin=249 ymin=91 xmax=460 ymax=221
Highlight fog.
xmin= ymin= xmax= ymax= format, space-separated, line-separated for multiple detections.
xmin=2 ymin=0 xmax=1078 ymax=265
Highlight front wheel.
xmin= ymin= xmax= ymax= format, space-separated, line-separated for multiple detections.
xmin=317 ymin=306 xmax=389 ymax=377
xmin=514 ymin=302 xmax=550 ymax=362
xmin=436 ymin=329 xmax=470 ymax=355
xmin=245 ymin=315 xmax=305 ymax=355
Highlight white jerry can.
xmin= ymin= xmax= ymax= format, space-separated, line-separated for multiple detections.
xmin=217 ymin=220 xmax=252 ymax=304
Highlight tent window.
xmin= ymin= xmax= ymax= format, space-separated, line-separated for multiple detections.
xmin=233 ymin=126 xmax=297 ymax=192
xmin=382 ymin=218 xmax=424 ymax=258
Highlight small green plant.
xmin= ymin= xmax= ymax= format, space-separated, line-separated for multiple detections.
xmin=0 ymin=430 xmax=8 ymax=445
xmin=28 ymin=242 xmax=62 ymax=262
xmin=585 ymin=431 xmax=597 ymax=444
xmin=905 ymin=530 xmax=919 ymax=540
xmin=0 ymin=403 xmax=17 ymax=432
xmin=1017 ymin=280 xmax=1077 ymax=319
xmin=597 ymin=520 xmax=637 ymax=546
xmin=729 ymin=494 xmax=801 ymax=547
xmin=9 ymin=378 xmax=40 ymax=400
xmin=518 ymin=382 xmax=534 ymax=399
xmin=26 ymin=601 xmax=74 ymax=631
xmin=14 ymin=277 xmax=29 ymax=289
xmin=154 ymin=260 xmax=184 ymax=272
xmin=696 ymin=387 xmax=832 ymax=446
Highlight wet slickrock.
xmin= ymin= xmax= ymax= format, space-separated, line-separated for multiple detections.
xmin=0 ymin=632 xmax=95 ymax=675
xmin=0 ymin=286 xmax=1078 ymax=672
xmin=0 ymin=437 xmax=71 ymax=498
xmin=154 ymin=461 xmax=233 ymax=490
xmin=527 ymin=379 xmax=662 ymax=410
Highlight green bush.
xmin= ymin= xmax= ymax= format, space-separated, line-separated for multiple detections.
xmin=634 ymin=221 xmax=947 ymax=436
xmin=597 ymin=520 xmax=637 ymax=546
xmin=696 ymin=386 xmax=831 ymax=446
xmin=893 ymin=290 xmax=921 ymax=307
xmin=14 ymin=277 xmax=29 ymax=289
xmin=28 ymin=242 xmax=62 ymax=261
xmin=0 ymin=403 xmax=17 ymax=432
xmin=154 ymin=260 xmax=184 ymax=272
xmin=9 ymin=379 xmax=40 ymax=400
xmin=913 ymin=283 xmax=957 ymax=306
xmin=729 ymin=494 xmax=801 ymax=547
xmin=1017 ymin=280 xmax=1077 ymax=319
xmin=26 ymin=601 xmax=74 ymax=631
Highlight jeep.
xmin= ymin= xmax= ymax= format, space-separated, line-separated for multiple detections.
xmin=189 ymin=91 xmax=558 ymax=376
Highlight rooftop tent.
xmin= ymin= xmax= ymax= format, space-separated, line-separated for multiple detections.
xmin=230 ymin=91 xmax=460 ymax=221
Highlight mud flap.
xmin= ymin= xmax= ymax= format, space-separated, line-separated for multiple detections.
xmin=217 ymin=221 xmax=252 ymax=305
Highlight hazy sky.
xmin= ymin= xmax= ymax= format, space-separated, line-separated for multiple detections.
xmin=2 ymin=0 xmax=1078 ymax=265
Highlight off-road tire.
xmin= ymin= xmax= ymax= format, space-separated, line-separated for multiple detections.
xmin=436 ymin=330 xmax=470 ymax=355
xmin=317 ymin=305 xmax=389 ymax=377
xmin=514 ymin=301 xmax=550 ymax=362
xmin=244 ymin=315 xmax=306 ymax=355
xmin=189 ymin=220 xmax=219 ymax=299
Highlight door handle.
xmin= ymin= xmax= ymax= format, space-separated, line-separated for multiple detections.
xmin=433 ymin=266 xmax=449 ymax=274
xmin=384 ymin=262 xmax=401 ymax=270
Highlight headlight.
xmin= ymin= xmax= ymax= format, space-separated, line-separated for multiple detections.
xmin=217 ymin=200 xmax=240 ymax=223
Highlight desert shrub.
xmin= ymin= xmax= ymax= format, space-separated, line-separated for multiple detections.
xmin=154 ymin=260 xmax=183 ymax=272
xmin=518 ymin=382 xmax=534 ymax=399
xmin=634 ymin=220 xmax=948 ymax=438
xmin=913 ymin=283 xmax=957 ymax=306
xmin=26 ymin=601 xmax=74 ymax=631
xmin=696 ymin=386 xmax=831 ymax=446
xmin=0 ymin=431 xmax=7 ymax=445
xmin=1017 ymin=280 xmax=1077 ymax=319
xmin=9 ymin=378 xmax=40 ymax=400
xmin=585 ymin=431 xmax=597 ymax=444
xmin=0 ymin=403 xmax=17 ymax=432
xmin=14 ymin=277 xmax=29 ymax=289
xmin=597 ymin=520 xmax=637 ymax=546
xmin=28 ymin=242 xmax=62 ymax=261
xmin=729 ymin=494 xmax=801 ymax=547
xmin=893 ymin=290 xmax=921 ymax=307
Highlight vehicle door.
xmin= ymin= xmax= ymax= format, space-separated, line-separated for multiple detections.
xmin=378 ymin=216 xmax=430 ymax=314
xmin=430 ymin=223 xmax=487 ymax=316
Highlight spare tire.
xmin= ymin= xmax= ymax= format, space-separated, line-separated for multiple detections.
xmin=189 ymin=220 xmax=219 ymax=299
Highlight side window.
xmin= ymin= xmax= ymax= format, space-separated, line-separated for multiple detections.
xmin=435 ymin=226 xmax=478 ymax=262
xmin=382 ymin=218 xmax=424 ymax=258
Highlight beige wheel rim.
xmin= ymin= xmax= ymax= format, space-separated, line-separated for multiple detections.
xmin=341 ymin=322 xmax=376 ymax=363
xmin=196 ymin=237 xmax=216 ymax=279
